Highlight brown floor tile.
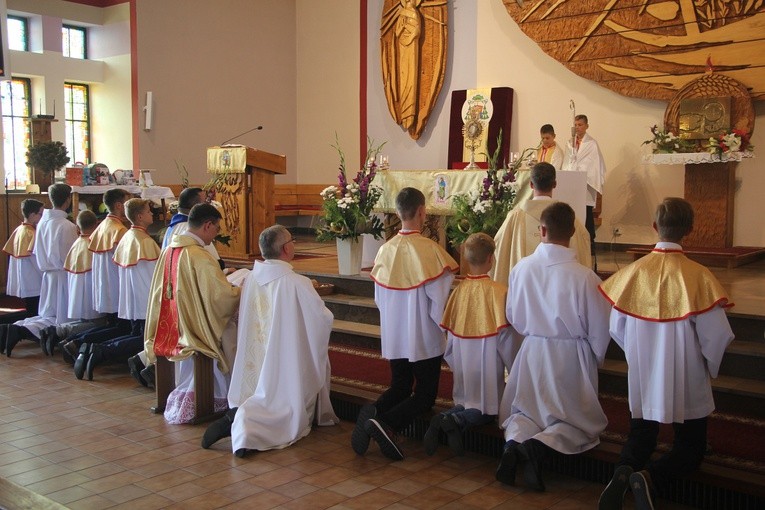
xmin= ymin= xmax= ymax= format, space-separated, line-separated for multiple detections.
xmin=212 ymin=479 xmax=265 ymax=501
xmin=46 ymin=485 xmax=96 ymax=505
xmin=271 ymin=479 xmax=321 ymax=499
xmin=105 ymin=493 xmax=174 ymax=510
xmin=65 ymin=494 xmax=118 ymax=510
xmin=398 ymin=486 xmax=463 ymax=509
xmin=332 ymin=487 xmax=405 ymax=510
xmin=382 ymin=477 xmax=430 ymax=497
xmin=328 ymin=478 xmax=377 ymax=498
xmin=249 ymin=466 xmax=305 ymax=489
xmin=79 ymin=470 xmax=146 ymax=493
xmin=276 ymin=488 xmax=347 ymax=510
xmin=25 ymin=471 xmax=91 ymax=495
xmin=100 ymin=483 xmax=153 ymax=504
xmin=300 ymin=466 xmax=358 ymax=488
xmin=6 ymin=463 xmax=71 ymax=486
xmin=133 ymin=468 xmax=199 ymax=492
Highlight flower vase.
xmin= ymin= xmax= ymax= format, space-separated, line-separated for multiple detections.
xmin=336 ymin=237 xmax=363 ymax=275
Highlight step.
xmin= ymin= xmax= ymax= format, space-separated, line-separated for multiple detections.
xmin=323 ymin=294 xmax=379 ymax=326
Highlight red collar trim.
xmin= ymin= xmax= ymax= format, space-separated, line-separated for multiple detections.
xmin=465 ymin=274 xmax=490 ymax=280
xmin=398 ymin=230 xmax=420 ymax=236
xmin=651 ymin=248 xmax=684 ymax=254
xmin=130 ymin=226 xmax=147 ymax=232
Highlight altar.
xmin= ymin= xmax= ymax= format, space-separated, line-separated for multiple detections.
xmin=70 ymin=184 xmax=175 ymax=220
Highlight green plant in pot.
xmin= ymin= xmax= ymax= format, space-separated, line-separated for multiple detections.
xmin=26 ymin=141 xmax=71 ymax=187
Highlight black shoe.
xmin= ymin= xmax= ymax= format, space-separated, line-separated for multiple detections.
xmin=201 ymin=407 xmax=237 ymax=449
xmin=440 ymin=414 xmax=464 ymax=456
xmin=423 ymin=413 xmax=444 ymax=456
xmin=599 ymin=465 xmax=633 ymax=510
xmin=365 ymin=418 xmax=404 ymax=461
xmin=40 ymin=328 xmax=49 ymax=356
xmin=0 ymin=324 xmax=8 ymax=353
xmin=140 ymin=364 xmax=156 ymax=389
xmin=234 ymin=448 xmax=248 ymax=458
xmin=518 ymin=439 xmax=545 ymax=492
xmin=74 ymin=344 xmax=92 ymax=380
xmin=127 ymin=354 xmax=148 ymax=387
xmin=630 ymin=471 xmax=656 ymax=510
xmin=351 ymin=404 xmax=377 ymax=455
xmin=62 ymin=341 xmax=78 ymax=365
xmin=45 ymin=326 xmax=59 ymax=356
xmin=495 ymin=442 xmax=519 ymax=486
xmin=85 ymin=344 xmax=104 ymax=381
xmin=5 ymin=325 xmax=23 ymax=357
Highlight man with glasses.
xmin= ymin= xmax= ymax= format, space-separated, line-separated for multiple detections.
xmin=143 ymin=203 xmax=242 ymax=423
xmin=201 ymin=225 xmax=338 ymax=456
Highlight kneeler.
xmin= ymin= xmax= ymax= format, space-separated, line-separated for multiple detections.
xmin=150 ymin=246 xmax=221 ymax=424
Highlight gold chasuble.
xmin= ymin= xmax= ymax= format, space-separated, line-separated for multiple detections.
xmin=144 ymin=235 xmax=241 ymax=372
xmin=89 ymin=215 xmax=128 ymax=253
xmin=599 ymin=249 xmax=733 ymax=321
xmin=440 ymin=275 xmax=509 ymax=339
xmin=113 ymin=227 xmax=161 ymax=268
xmin=370 ymin=231 xmax=458 ymax=290
xmin=64 ymin=236 xmax=93 ymax=274
xmin=2 ymin=224 xmax=35 ymax=258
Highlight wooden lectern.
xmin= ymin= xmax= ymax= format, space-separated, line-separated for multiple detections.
xmin=206 ymin=146 xmax=286 ymax=258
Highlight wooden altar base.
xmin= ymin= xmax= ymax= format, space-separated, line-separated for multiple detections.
xmin=627 ymin=245 xmax=765 ymax=269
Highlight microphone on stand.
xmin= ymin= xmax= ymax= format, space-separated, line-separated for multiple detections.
xmin=220 ymin=125 xmax=263 ymax=146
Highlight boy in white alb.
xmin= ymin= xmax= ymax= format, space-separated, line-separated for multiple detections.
xmin=89 ymin=188 xmax=131 ymax=315
xmin=77 ymin=199 xmax=161 ymax=380
xmin=424 ymin=233 xmax=516 ymax=457
xmin=496 ymin=201 xmax=611 ymax=491
xmin=64 ymin=211 xmax=101 ymax=324
xmin=352 ymin=187 xmax=458 ymax=461
xmin=597 ymin=198 xmax=734 ymax=510
xmin=3 ymin=199 xmax=44 ymax=314
xmin=4 ymin=184 xmax=78 ymax=357
xmin=0 ymin=199 xmax=44 ymax=354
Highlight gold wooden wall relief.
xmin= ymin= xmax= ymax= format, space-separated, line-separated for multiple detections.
xmin=502 ymin=0 xmax=765 ymax=101
xmin=381 ymin=0 xmax=448 ymax=140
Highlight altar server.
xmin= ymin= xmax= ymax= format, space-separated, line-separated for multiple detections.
xmin=89 ymin=188 xmax=131 ymax=314
xmin=567 ymin=114 xmax=606 ymax=252
xmin=143 ymin=203 xmax=241 ymax=424
xmin=598 ymin=198 xmax=734 ymax=510
xmin=492 ymin=162 xmax=591 ymax=285
xmin=76 ymin=199 xmax=161 ymax=380
xmin=424 ymin=233 xmax=517 ymax=456
xmin=64 ymin=211 xmax=101 ymax=323
xmin=496 ymin=201 xmax=611 ymax=491
xmin=536 ymin=124 xmax=564 ymax=171
xmin=163 ymin=187 xmax=223 ymax=267
xmin=4 ymin=184 xmax=78 ymax=356
xmin=352 ymin=187 xmax=458 ymax=461
xmin=3 ymin=199 xmax=44 ymax=315
xmin=202 ymin=225 xmax=338 ymax=456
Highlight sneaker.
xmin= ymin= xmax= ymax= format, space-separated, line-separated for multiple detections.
xmin=440 ymin=414 xmax=464 ymax=456
xmin=423 ymin=413 xmax=444 ymax=456
xmin=351 ymin=404 xmax=377 ymax=455
xmin=365 ymin=418 xmax=404 ymax=461
xmin=598 ymin=465 xmax=633 ymax=510
xmin=629 ymin=470 xmax=656 ymax=510
xmin=495 ymin=442 xmax=519 ymax=485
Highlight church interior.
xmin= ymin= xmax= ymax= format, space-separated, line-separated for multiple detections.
xmin=1 ymin=1 xmax=764 ymax=509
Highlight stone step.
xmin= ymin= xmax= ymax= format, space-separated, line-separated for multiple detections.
xmin=323 ymin=294 xmax=379 ymax=326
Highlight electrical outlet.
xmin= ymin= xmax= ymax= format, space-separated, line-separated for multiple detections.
xmin=612 ymin=227 xmax=622 ymax=237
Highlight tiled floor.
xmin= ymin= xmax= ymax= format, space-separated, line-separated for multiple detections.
xmin=0 ymin=346 xmax=692 ymax=510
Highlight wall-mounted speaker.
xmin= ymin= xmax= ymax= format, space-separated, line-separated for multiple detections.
xmin=143 ymin=91 xmax=153 ymax=131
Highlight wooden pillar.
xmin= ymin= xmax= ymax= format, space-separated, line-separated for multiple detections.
xmin=683 ymin=162 xmax=736 ymax=249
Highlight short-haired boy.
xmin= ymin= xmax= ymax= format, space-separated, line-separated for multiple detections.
xmin=496 ymin=202 xmax=611 ymax=491
xmin=424 ymin=233 xmax=516 ymax=456
xmin=598 ymin=198 xmax=734 ymax=510
xmin=537 ymin=124 xmax=564 ymax=170
xmin=3 ymin=199 xmax=44 ymax=314
xmin=89 ymin=188 xmax=131 ymax=314
xmin=352 ymin=187 xmax=458 ymax=461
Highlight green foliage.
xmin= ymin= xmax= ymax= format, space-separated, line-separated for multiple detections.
xmin=26 ymin=141 xmax=70 ymax=174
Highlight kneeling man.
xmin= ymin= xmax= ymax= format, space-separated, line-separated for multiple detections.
xmin=202 ymin=225 xmax=338 ymax=456
xmin=496 ymin=202 xmax=611 ymax=491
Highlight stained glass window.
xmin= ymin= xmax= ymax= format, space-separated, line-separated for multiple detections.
xmin=64 ymin=83 xmax=90 ymax=165
xmin=1 ymin=78 xmax=32 ymax=190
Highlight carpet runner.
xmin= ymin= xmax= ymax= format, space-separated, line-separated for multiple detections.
xmin=328 ymin=343 xmax=765 ymax=472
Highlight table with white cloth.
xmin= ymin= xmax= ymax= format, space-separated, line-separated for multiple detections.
xmin=70 ymin=185 xmax=176 ymax=223
xmin=371 ymin=169 xmax=532 ymax=246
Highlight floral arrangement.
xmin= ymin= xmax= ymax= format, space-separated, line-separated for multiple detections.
xmin=316 ymin=136 xmax=386 ymax=242
xmin=446 ymin=168 xmax=518 ymax=247
xmin=708 ymin=129 xmax=754 ymax=156
xmin=643 ymin=125 xmax=695 ymax=153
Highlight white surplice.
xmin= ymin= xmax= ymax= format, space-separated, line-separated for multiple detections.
xmin=567 ymin=133 xmax=606 ymax=207
xmin=65 ymin=236 xmax=100 ymax=320
xmin=3 ymin=224 xmax=42 ymax=298
xmin=607 ymin=243 xmax=735 ymax=424
xmin=91 ymin=250 xmax=120 ymax=314
xmin=499 ymin=243 xmax=611 ymax=454
xmin=445 ymin=329 xmax=519 ymax=415
xmin=114 ymin=228 xmax=159 ymax=321
xmin=14 ymin=209 xmax=78 ymax=337
xmin=229 ymin=259 xmax=338 ymax=452
xmin=375 ymin=274 xmax=454 ymax=362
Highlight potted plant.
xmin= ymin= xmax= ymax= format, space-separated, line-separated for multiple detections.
xmin=316 ymin=135 xmax=386 ymax=275
xmin=26 ymin=141 xmax=70 ymax=190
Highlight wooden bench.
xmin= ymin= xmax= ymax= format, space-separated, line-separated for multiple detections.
xmin=152 ymin=354 xmax=221 ymax=424
xmin=274 ymin=184 xmax=327 ymax=217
